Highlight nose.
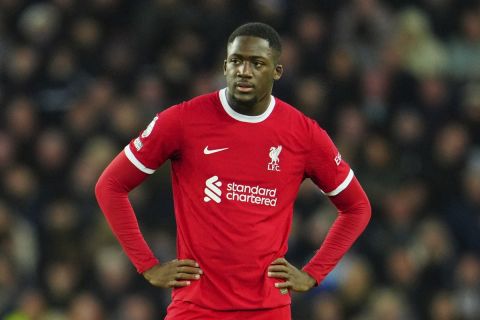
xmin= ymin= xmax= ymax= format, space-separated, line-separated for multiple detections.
xmin=238 ymin=61 xmax=253 ymax=77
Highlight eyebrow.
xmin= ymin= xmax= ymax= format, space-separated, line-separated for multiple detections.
xmin=228 ymin=53 xmax=269 ymax=60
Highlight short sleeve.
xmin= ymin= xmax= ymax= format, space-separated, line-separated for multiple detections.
xmin=305 ymin=120 xmax=353 ymax=196
xmin=124 ymin=104 xmax=182 ymax=174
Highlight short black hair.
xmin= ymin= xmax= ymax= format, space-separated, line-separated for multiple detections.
xmin=227 ymin=22 xmax=282 ymax=54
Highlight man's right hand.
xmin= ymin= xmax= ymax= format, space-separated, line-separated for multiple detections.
xmin=142 ymin=259 xmax=203 ymax=288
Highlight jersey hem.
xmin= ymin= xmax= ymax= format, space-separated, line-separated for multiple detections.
xmin=171 ymin=297 xmax=291 ymax=312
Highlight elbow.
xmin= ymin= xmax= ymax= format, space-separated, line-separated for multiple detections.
xmin=95 ymin=173 xmax=106 ymax=204
xmin=362 ymin=197 xmax=372 ymax=229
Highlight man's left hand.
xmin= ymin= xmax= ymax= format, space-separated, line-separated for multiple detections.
xmin=267 ymin=258 xmax=316 ymax=292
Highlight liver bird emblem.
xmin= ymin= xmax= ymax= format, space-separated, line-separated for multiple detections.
xmin=269 ymin=145 xmax=282 ymax=164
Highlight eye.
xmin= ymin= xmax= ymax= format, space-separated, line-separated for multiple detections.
xmin=254 ymin=61 xmax=264 ymax=68
xmin=230 ymin=58 xmax=241 ymax=65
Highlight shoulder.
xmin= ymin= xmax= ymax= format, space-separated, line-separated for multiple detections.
xmin=273 ymin=97 xmax=320 ymax=131
xmin=182 ymin=91 xmax=220 ymax=110
xmin=154 ymin=91 xmax=220 ymax=118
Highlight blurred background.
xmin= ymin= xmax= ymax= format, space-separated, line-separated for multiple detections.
xmin=1 ymin=0 xmax=479 ymax=319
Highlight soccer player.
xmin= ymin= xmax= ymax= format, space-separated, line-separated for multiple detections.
xmin=95 ymin=22 xmax=371 ymax=319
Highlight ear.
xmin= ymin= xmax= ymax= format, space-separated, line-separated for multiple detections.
xmin=223 ymin=59 xmax=227 ymax=76
xmin=273 ymin=64 xmax=283 ymax=81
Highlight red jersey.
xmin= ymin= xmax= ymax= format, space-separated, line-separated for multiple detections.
xmin=124 ymin=89 xmax=353 ymax=310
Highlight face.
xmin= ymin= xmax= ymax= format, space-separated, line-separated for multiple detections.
xmin=224 ymin=36 xmax=283 ymax=111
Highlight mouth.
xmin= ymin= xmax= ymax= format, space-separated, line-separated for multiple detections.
xmin=235 ymin=82 xmax=254 ymax=93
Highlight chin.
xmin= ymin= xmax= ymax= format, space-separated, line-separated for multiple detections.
xmin=232 ymin=94 xmax=257 ymax=107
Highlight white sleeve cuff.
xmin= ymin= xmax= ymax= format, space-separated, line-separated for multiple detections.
xmin=323 ymin=169 xmax=354 ymax=196
xmin=124 ymin=145 xmax=155 ymax=174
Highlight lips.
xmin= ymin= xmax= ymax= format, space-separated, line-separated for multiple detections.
xmin=235 ymin=82 xmax=254 ymax=93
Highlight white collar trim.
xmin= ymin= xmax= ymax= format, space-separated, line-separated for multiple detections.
xmin=219 ymin=88 xmax=275 ymax=123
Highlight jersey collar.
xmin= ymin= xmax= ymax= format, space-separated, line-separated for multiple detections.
xmin=219 ymin=88 xmax=276 ymax=123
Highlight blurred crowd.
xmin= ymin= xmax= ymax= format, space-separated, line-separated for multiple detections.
xmin=1 ymin=0 xmax=480 ymax=319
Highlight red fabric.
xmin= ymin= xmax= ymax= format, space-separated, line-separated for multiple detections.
xmin=122 ymin=90 xmax=356 ymax=310
xmin=165 ymin=300 xmax=291 ymax=320
xmin=304 ymin=120 xmax=352 ymax=194
xmin=95 ymin=151 xmax=159 ymax=273
xmin=302 ymin=176 xmax=371 ymax=284
xmin=96 ymin=90 xmax=370 ymax=310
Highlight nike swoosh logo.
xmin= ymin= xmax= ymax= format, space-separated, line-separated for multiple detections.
xmin=204 ymin=146 xmax=229 ymax=154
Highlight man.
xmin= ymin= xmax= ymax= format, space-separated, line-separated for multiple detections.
xmin=95 ymin=22 xmax=371 ymax=319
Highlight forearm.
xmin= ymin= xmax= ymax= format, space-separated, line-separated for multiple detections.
xmin=95 ymin=152 xmax=159 ymax=273
xmin=302 ymin=177 xmax=371 ymax=284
